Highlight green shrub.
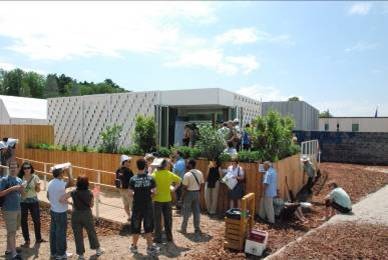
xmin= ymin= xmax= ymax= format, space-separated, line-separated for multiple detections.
xmin=218 ymin=152 xmax=231 ymax=163
xmin=195 ymin=123 xmax=225 ymax=160
xmin=98 ymin=124 xmax=123 ymax=153
xmin=133 ymin=115 xmax=156 ymax=153
xmin=172 ymin=146 xmax=201 ymax=159
xmin=127 ymin=144 xmax=144 ymax=156
xmin=238 ymin=150 xmax=263 ymax=163
xmin=70 ymin=144 xmax=78 ymax=152
xmin=157 ymin=147 xmax=171 ymax=158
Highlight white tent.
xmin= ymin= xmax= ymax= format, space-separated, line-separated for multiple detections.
xmin=0 ymin=95 xmax=47 ymax=125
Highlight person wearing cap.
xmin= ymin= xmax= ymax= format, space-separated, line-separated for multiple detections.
xmin=144 ymin=153 xmax=155 ymax=175
xmin=152 ymin=158 xmax=181 ymax=244
xmin=115 ymin=155 xmax=134 ymax=222
xmin=47 ymin=166 xmax=74 ymax=259
xmin=324 ymin=182 xmax=352 ymax=220
xmin=259 ymin=161 xmax=277 ymax=224
xmin=0 ymin=160 xmax=24 ymax=259
xmin=301 ymin=155 xmax=316 ymax=192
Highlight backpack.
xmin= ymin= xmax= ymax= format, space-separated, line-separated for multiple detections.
xmin=0 ymin=176 xmax=10 ymax=208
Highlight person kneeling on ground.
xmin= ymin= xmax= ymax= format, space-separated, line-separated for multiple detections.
xmin=324 ymin=181 xmax=352 ymax=220
xmin=60 ymin=175 xmax=104 ymax=260
xmin=273 ymin=190 xmax=308 ymax=224
xmin=129 ymin=158 xmax=160 ymax=256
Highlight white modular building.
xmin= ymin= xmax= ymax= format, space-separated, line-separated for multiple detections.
xmin=319 ymin=117 xmax=388 ymax=132
xmin=48 ymin=88 xmax=261 ymax=147
xmin=0 ymin=95 xmax=48 ymax=125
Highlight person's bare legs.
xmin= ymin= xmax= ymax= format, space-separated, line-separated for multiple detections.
xmin=230 ymin=200 xmax=234 ymax=209
xmin=132 ymin=234 xmax=140 ymax=247
xmin=144 ymin=233 xmax=153 ymax=247
xmin=237 ymin=199 xmax=241 ymax=209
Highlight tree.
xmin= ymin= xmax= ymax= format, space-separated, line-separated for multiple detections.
xmin=98 ymin=124 xmax=123 ymax=153
xmin=22 ymin=72 xmax=45 ymax=98
xmin=44 ymin=74 xmax=60 ymax=98
xmin=288 ymin=96 xmax=300 ymax=101
xmin=57 ymin=74 xmax=74 ymax=95
xmin=133 ymin=115 xmax=156 ymax=153
xmin=195 ymin=123 xmax=226 ymax=160
xmin=319 ymin=109 xmax=333 ymax=118
xmin=2 ymin=69 xmax=24 ymax=96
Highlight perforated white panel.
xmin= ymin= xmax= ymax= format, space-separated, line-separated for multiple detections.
xmin=48 ymin=92 xmax=157 ymax=148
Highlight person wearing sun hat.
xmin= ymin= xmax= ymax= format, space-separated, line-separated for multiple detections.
xmin=301 ymin=155 xmax=316 ymax=192
xmin=144 ymin=153 xmax=155 ymax=175
xmin=115 ymin=155 xmax=134 ymax=222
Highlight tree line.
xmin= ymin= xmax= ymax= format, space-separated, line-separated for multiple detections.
xmin=0 ymin=68 xmax=127 ymax=98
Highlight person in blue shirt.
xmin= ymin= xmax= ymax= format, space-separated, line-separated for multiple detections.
xmin=259 ymin=161 xmax=277 ymax=224
xmin=0 ymin=160 xmax=24 ymax=259
xmin=172 ymin=150 xmax=185 ymax=209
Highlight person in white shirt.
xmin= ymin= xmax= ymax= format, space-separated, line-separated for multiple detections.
xmin=47 ymin=168 xmax=74 ymax=260
xmin=179 ymin=159 xmax=204 ymax=238
xmin=227 ymin=159 xmax=245 ymax=209
xmin=324 ymin=181 xmax=352 ymax=220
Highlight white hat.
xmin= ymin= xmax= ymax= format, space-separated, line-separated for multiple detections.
xmin=300 ymin=155 xmax=310 ymax=162
xmin=144 ymin=153 xmax=155 ymax=160
xmin=0 ymin=141 xmax=7 ymax=149
xmin=6 ymin=138 xmax=18 ymax=148
xmin=120 ymin=155 xmax=132 ymax=165
xmin=233 ymin=118 xmax=239 ymax=123
xmin=151 ymin=158 xmax=165 ymax=167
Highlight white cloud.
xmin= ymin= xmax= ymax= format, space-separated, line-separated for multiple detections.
xmin=165 ymin=49 xmax=259 ymax=75
xmin=215 ymin=27 xmax=292 ymax=45
xmin=0 ymin=61 xmax=45 ymax=74
xmin=0 ymin=2 xmax=216 ymax=60
xmin=348 ymin=2 xmax=372 ymax=15
xmin=236 ymin=84 xmax=290 ymax=102
xmin=345 ymin=42 xmax=378 ymax=52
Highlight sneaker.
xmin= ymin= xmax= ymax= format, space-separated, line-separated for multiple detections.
xmin=11 ymin=254 xmax=22 ymax=260
xmin=178 ymin=229 xmax=187 ymax=234
xmin=96 ymin=248 xmax=105 ymax=256
xmin=21 ymin=240 xmax=30 ymax=248
xmin=77 ymin=255 xmax=85 ymax=260
xmin=56 ymin=252 xmax=73 ymax=260
xmin=129 ymin=245 xmax=138 ymax=254
xmin=147 ymin=244 xmax=160 ymax=256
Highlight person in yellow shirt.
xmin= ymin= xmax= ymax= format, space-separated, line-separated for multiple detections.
xmin=151 ymin=159 xmax=181 ymax=244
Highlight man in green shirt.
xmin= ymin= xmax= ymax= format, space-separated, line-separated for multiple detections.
xmin=324 ymin=181 xmax=352 ymax=220
xmin=152 ymin=159 xmax=181 ymax=243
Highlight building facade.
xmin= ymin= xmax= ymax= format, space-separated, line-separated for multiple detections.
xmin=261 ymin=101 xmax=319 ymax=131
xmin=319 ymin=117 xmax=388 ymax=132
xmin=48 ymin=88 xmax=261 ymax=148
xmin=0 ymin=95 xmax=48 ymax=125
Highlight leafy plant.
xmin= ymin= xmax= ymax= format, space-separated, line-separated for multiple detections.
xmin=133 ymin=115 xmax=156 ymax=153
xmin=218 ymin=152 xmax=231 ymax=163
xmin=171 ymin=146 xmax=201 ymax=159
xmin=195 ymin=123 xmax=226 ymax=160
xmin=127 ymin=144 xmax=144 ymax=156
xmin=238 ymin=150 xmax=263 ymax=163
xmin=157 ymin=147 xmax=171 ymax=158
xmin=98 ymin=124 xmax=123 ymax=153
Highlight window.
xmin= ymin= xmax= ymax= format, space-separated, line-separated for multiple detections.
xmin=324 ymin=123 xmax=329 ymax=131
xmin=352 ymin=123 xmax=359 ymax=132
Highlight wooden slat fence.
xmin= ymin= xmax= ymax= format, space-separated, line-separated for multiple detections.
xmin=21 ymin=148 xmax=305 ymax=215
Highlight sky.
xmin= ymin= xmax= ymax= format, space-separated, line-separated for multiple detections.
xmin=0 ymin=1 xmax=387 ymax=116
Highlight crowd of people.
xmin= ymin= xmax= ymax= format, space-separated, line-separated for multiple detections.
xmin=0 ymin=137 xmax=353 ymax=259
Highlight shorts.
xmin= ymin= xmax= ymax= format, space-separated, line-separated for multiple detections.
xmin=119 ymin=189 xmax=133 ymax=209
xmin=325 ymin=199 xmax=351 ymax=214
xmin=131 ymin=206 xmax=154 ymax=234
xmin=3 ymin=210 xmax=21 ymax=233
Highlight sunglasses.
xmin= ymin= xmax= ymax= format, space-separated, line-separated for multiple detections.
xmin=23 ymin=167 xmax=31 ymax=170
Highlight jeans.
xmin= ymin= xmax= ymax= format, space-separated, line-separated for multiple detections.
xmin=181 ymin=191 xmax=201 ymax=232
xmin=71 ymin=210 xmax=100 ymax=255
xmin=153 ymin=202 xmax=172 ymax=242
xmin=21 ymin=201 xmax=42 ymax=242
xmin=175 ymin=186 xmax=183 ymax=207
xmin=50 ymin=211 xmax=67 ymax=256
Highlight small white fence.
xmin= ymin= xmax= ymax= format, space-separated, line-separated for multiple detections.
xmin=300 ymin=139 xmax=320 ymax=164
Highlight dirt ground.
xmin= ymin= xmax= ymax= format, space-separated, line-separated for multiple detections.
xmin=0 ymin=162 xmax=387 ymax=259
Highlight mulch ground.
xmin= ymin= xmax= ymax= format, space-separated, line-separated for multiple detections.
xmin=275 ymin=222 xmax=388 ymax=259
xmin=1 ymin=163 xmax=387 ymax=259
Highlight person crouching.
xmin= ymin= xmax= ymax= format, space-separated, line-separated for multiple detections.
xmin=324 ymin=181 xmax=352 ymax=220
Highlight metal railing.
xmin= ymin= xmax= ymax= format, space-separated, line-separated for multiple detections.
xmin=300 ymin=139 xmax=320 ymax=164
xmin=15 ymin=157 xmax=123 ymax=219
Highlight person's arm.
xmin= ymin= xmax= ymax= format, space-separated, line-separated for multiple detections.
xmin=236 ymin=167 xmax=244 ymax=181
xmin=0 ymin=184 xmax=23 ymax=197
xmin=64 ymin=169 xmax=74 ymax=188
xmin=35 ymin=175 xmax=41 ymax=193
xmin=59 ymin=191 xmax=72 ymax=204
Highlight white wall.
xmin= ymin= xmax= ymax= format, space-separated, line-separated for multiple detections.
xmin=319 ymin=118 xmax=388 ymax=132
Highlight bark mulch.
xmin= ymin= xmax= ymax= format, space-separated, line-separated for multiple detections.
xmin=273 ymin=222 xmax=388 ymax=259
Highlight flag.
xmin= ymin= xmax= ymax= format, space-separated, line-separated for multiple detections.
xmin=374 ymin=107 xmax=378 ymax=118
